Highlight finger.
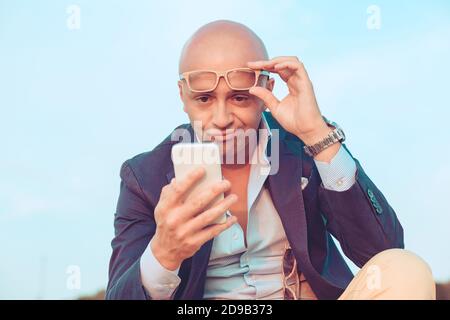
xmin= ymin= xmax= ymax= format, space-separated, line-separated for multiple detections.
xmin=248 ymin=86 xmax=280 ymax=115
xmin=180 ymin=179 xmax=232 ymax=219
xmin=163 ymin=167 xmax=206 ymax=205
xmin=186 ymin=193 xmax=238 ymax=231
xmin=274 ymin=61 xmax=299 ymax=72
xmin=248 ymin=57 xmax=305 ymax=81
xmin=248 ymin=58 xmax=306 ymax=92
xmin=192 ymin=215 xmax=238 ymax=245
xmin=248 ymin=56 xmax=300 ymax=67
xmin=247 ymin=56 xmax=300 ymax=70
xmin=275 ymin=60 xmax=310 ymax=83
xmin=272 ymin=62 xmax=303 ymax=95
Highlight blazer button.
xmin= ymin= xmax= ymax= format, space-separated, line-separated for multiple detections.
xmin=372 ymin=202 xmax=383 ymax=214
xmin=374 ymin=204 xmax=383 ymax=214
xmin=367 ymin=188 xmax=375 ymax=200
xmin=368 ymin=188 xmax=382 ymax=214
xmin=300 ymin=177 xmax=309 ymax=190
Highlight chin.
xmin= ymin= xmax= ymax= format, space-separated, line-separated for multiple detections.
xmin=217 ymin=139 xmax=250 ymax=165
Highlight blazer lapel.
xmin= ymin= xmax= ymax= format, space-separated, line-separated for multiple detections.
xmin=268 ymin=139 xmax=343 ymax=299
xmin=267 ymin=140 xmax=310 ymax=270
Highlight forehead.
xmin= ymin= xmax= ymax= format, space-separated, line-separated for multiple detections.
xmin=180 ymin=34 xmax=266 ymax=73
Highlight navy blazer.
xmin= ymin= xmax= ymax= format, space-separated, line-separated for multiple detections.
xmin=106 ymin=112 xmax=404 ymax=300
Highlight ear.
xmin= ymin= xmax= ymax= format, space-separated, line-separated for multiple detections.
xmin=178 ymin=80 xmax=183 ymax=99
xmin=178 ymin=80 xmax=187 ymax=113
xmin=266 ymin=77 xmax=275 ymax=92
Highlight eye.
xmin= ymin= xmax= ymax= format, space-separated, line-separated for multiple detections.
xmin=232 ymin=95 xmax=249 ymax=103
xmin=195 ymin=95 xmax=211 ymax=103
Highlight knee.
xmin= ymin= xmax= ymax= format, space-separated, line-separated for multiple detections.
xmin=371 ymin=249 xmax=431 ymax=275
xmin=368 ymin=248 xmax=436 ymax=299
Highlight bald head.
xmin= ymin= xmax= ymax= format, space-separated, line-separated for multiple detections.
xmin=178 ymin=20 xmax=268 ymax=74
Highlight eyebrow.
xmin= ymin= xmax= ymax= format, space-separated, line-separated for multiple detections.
xmin=189 ymin=89 xmax=250 ymax=96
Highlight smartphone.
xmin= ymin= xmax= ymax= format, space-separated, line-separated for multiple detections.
xmin=171 ymin=142 xmax=227 ymax=224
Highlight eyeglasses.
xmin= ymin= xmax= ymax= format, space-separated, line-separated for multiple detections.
xmin=282 ymin=243 xmax=300 ymax=300
xmin=179 ymin=67 xmax=270 ymax=93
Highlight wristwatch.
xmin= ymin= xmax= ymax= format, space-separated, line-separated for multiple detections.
xmin=303 ymin=116 xmax=346 ymax=157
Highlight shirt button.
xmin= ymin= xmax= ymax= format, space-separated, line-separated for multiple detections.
xmin=232 ymin=233 xmax=238 ymax=240
xmin=168 ymin=283 xmax=176 ymax=289
xmin=336 ymin=178 xmax=344 ymax=186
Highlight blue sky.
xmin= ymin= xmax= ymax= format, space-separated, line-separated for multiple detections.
xmin=1 ymin=0 xmax=449 ymax=299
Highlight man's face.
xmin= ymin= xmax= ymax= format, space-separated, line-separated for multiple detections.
xmin=178 ymin=65 xmax=274 ymax=163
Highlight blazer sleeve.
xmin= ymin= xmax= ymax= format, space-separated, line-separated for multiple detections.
xmin=105 ymin=160 xmax=155 ymax=300
xmin=317 ymin=144 xmax=404 ymax=268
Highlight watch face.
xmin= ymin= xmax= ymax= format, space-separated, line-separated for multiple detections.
xmin=337 ymin=127 xmax=346 ymax=140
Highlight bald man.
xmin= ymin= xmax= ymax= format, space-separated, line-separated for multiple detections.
xmin=106 ymin=20 xmax=435 ymax=300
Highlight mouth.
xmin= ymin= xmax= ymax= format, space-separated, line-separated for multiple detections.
xmin=206 ymin=129 xmax=239 ymax=142
xmin=210 ymin=132 xmax=237 ymax=142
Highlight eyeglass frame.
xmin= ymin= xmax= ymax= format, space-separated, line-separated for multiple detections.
xmin=282 ymin=243 xmax=301 ymax=300
xmin=179 ymin=67 xmax=270 ymax=93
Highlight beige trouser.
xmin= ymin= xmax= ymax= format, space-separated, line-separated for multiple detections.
xmin=336 ymin=249 xmax=436 ymax=300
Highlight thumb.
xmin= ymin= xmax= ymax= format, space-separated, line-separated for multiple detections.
xmin=249 ymin=87 xmax=280 ymax=114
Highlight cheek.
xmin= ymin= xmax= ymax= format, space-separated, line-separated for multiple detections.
xmin=184 ymin=103 xmax=207 ymax=121
xmin=234 ymin=106 xmax=263 ymax=128
xmin=183 ymin=103 xmax=214 ymax=136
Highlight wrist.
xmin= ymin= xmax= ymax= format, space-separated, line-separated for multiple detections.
xmin=299 ymin=117 xmax=346 ymax=161
xmin=150 ymin=237 xmax=181 ymax=271
xmin=296 ymin=122 xmax=332 ymax=146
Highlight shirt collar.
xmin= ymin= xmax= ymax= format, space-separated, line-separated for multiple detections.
xmin=258 ymin=112 xmax=272 ymax=164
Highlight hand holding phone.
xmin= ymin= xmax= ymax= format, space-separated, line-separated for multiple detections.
xmin=150 ymin=143 xmax=238 ymax=271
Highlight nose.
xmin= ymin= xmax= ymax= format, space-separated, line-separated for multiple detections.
xmin=211 ymin=78 xmax=234 ymax=129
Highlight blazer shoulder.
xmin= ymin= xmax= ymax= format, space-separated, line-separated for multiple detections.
xmin=119 ymin=123 xmax=191 ymax=203
xmin=124 ymin=123 xmax=191 ymax=170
